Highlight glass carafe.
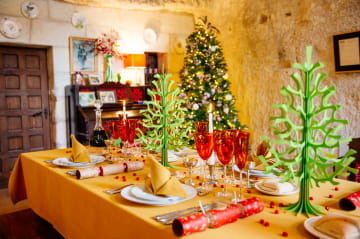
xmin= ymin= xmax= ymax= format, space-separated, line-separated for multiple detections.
xmin=90 ymin=99 xmax=108 ymax=147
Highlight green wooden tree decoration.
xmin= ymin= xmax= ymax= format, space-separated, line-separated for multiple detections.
xmin=259 ymin=46 xmax=357 ymax=216
xmin=137 ymin=72 xmax=192 ymax=168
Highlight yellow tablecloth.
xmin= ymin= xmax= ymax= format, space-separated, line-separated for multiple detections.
xmin=8 ymin=149 xmax=360 ymax=239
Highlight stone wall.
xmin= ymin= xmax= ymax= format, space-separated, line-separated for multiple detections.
xmin=210 ymin=0 xmax=360 ymax=154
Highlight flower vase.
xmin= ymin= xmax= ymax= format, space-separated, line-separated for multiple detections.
xmin=105 ymin=55 xmax=113 ymax=82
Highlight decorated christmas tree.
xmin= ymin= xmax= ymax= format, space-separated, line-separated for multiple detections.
xmin=179 ymin=17 xmax=243 ymax=132
xmin=259 ymin=46 xmax=357 ymax=216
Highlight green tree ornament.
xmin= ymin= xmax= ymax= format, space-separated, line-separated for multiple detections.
xmin=259 ymin=46 xmax=357 ymax=216
xmin=137 ymin=72 xmax=192 ymax=168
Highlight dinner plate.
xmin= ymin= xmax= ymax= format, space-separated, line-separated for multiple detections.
xmin=254 ymin=181 xmax=299 ymax=196
xmin=121 ymin=183 xmax=196 ymax=206
xmin=52 ymin=155 xmax=105 ymax=169
xmin=304 ymin=216 xmax=333 ymax=239
xmin=233 ymin=165 xmax=277 ymax=178
xmin=131 ymin=183 xmax=183 ymax=202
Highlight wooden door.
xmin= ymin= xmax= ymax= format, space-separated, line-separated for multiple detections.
xmin=0 ymin=45 xmax=51 ymax=188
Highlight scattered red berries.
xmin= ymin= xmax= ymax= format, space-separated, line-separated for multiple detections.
xmin=132 ymin=173 xmax=137 ymax=176
xmin=270 ymin=201 xmax=275 ymax=208
xmin=282 ymin=232 xmax=289 ymax=237
xmin=220 ymin=185 xmax=225 ymax=188
xmin=213 ymin=184 xmax=217 ymax=187
xmin=274 ymin=209 xmax=279 ymax=214
xmin=325 ymin=205 xmax=330 ymax=211
xmin=328 ymin=194 xmax=333 ymax=198
xmin=259 ymin=219 xmax=265 ymax=224
xmin=309 ymin=196 xmax=314 ymax=200
xmin=114 ymin=176 xmax=119 ymax=179
xmin=221 ymin=174 xmax=225 ymax=178
xmin=235 ymin=184 xmax=240 ymax=188
xmin=264 ymin=222 xmax=270 ymax=227
xmin=198 ymin=182 xmax=203 ymax=186
xmin=334 ymin=187 xmax=339 ymax=191
xmin=122 ymin=176 xmax=127 ymax=182
xmin=136 ymin=177 xmax=140 ymax=181
xmin=279 ymin=203 xmax=284 ymax=207
xmin=196 ymin=175 xmax=200 ymax=180
xmin=247 ymin=189 xmax=252 ymax=193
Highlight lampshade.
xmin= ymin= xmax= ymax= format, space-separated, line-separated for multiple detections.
xmin=124 ymin=54 xmax=146 ymax=68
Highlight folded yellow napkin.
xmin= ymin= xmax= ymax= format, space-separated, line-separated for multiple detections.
xmin=70 ymin=134 xmax=91 ymax=163
xmin=145 ymin=155 xmax=188 ymax=198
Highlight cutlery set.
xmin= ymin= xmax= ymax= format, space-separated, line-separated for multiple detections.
xmin=103 ymin=184 xmax=135 ymax=195
xmin=153 ymin=201 xmax=226 ymax=225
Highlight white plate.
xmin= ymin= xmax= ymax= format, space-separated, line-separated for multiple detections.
xmin=121 ymin=184 xmax=196 ymax=206
xmin=52 ymin=155 xmax=105 ymax=169
xmin=254 ymin=181 xmax=299 ymax=196
xmin=233 ymin=165 xmax=277 ymax=178
xmin=304 ymin=216 xmax=333 ymax=239
xmin=131 ymin=183 xmax=182 ymax=202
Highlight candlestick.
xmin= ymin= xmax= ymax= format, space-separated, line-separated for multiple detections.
xmin=208 ymin=103 xmax=213 ymax=133
xmin=123 ymin=100 xmax=127 ymax=120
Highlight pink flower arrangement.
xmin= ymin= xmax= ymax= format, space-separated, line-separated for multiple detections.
xmin=95 ymin=30 xmax=122 ymax=56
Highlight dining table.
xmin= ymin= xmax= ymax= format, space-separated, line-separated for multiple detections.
xmin=8 ymin=148 xmax=360 ymax=239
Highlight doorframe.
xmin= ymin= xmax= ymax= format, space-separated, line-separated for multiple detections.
xmin=0 ymin=42 xmax=55 ymax=149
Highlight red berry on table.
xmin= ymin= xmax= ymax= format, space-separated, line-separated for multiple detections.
xmin=325 ymin=205 xmax=330 ymax=211
xmin=282 ymin=232 xmax=289 ymax=237
xmin=329 ymin=194 xmax=333 ymax=198
xmin=279 ymin=202 xmax=284 ymax=207
xmin=136 ymin=177 xmax=140 ymax=181
xmin=199 ymin=182 xmax=203 ymax=186
xmin=235 ymin=184 xmax=240 ymax=188
xmin=309 ymin=196 xmax=314 ymax=200
xmin=221 ymin=174 xmax=225 ymax=178
xmin=196 ymin=175 xmax=200 ymax=180
xmin=274 ymin=209 xmax=279 ymax=214
xmin=220 ymin=185 xmax=224 ymax=188
xmin=213 ymin=184 xmax=217 ymax=188
xmin=133 ymin=173 xmax=137 ymax=176
xmin=264 ymin=222 xmax=270 ymax=227
xmin=114 ymin=176 xmax=119 ymax=179
xmin=334 ymin=187 xmax=339 ymax=191
xmin=247 ymin=189 xmax=251 ymax=193
xmin=259 ymin=219 xmax=265 ymax=224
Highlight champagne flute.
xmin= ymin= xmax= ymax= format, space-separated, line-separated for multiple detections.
xmin=117 ymin=120 xmax=128 ymax=156
xmin=126 ymin=119 xmax=139 ymax=154
xmin=213 ymin=130 xmax=234 ymax=198
xmin=183 ymin=157 xmax=198 ymax=186
xmin=233 ymin=130 xmax=250 ymax=202
xmin=194 ymin=132 xmax=214 ymax=192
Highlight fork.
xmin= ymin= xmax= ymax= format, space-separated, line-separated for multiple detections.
xmin=103 ymin=184 xmax=134 ymax=195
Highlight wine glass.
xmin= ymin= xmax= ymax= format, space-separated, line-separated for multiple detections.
xmin=126 ymin=119 xmax=139 ymax=153
xmin=233 ymin=130 xmax=250 ymax=202
xmin=194 ymin=132 xmax=214 ymax=192
xmin=117 ymin=120 xmax=128 ymax=155
xmin=183 ymin=157 xmax=198 ymax=186
xmin=213 ymin=130 xmax=234 ymax=198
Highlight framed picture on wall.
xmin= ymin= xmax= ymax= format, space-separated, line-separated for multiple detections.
xmin=69 ymin=36 xmax=98 ymax=74
xmin=333 ymin=30 xmax=360 ymax=72
xmin=78 ymin=91 xmax=96 ymax=106
xmin=98 ymin=90 xmax=117 ymax=103
xmin=89 ymin=74 xmax=101 ymax=85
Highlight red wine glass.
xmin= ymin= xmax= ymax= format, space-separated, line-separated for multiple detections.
xmin=194 ymin=132 xmax=214 ymax=191
xmin=213 ymin=130 xmax=234 ymax=198
xmin=233 ymin=130 xmax=250 ymax=202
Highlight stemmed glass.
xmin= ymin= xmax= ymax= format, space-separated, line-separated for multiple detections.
xmin=194 ymin=121 xmax=208 ymax=175
xmin=117 ymin=120 xmax=128 ymax=155
xmin=194 ymin=132 xmax=214 ymax=192
xmin=213 ymin=130 xmax=234 ymax=198
xmin=126 ymin=119 xmax=139 ymax=154
xmin=232 ymin=130 xmax=250 ymax=202
xmin=183 ymin=157 xmax=198 ymax=186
